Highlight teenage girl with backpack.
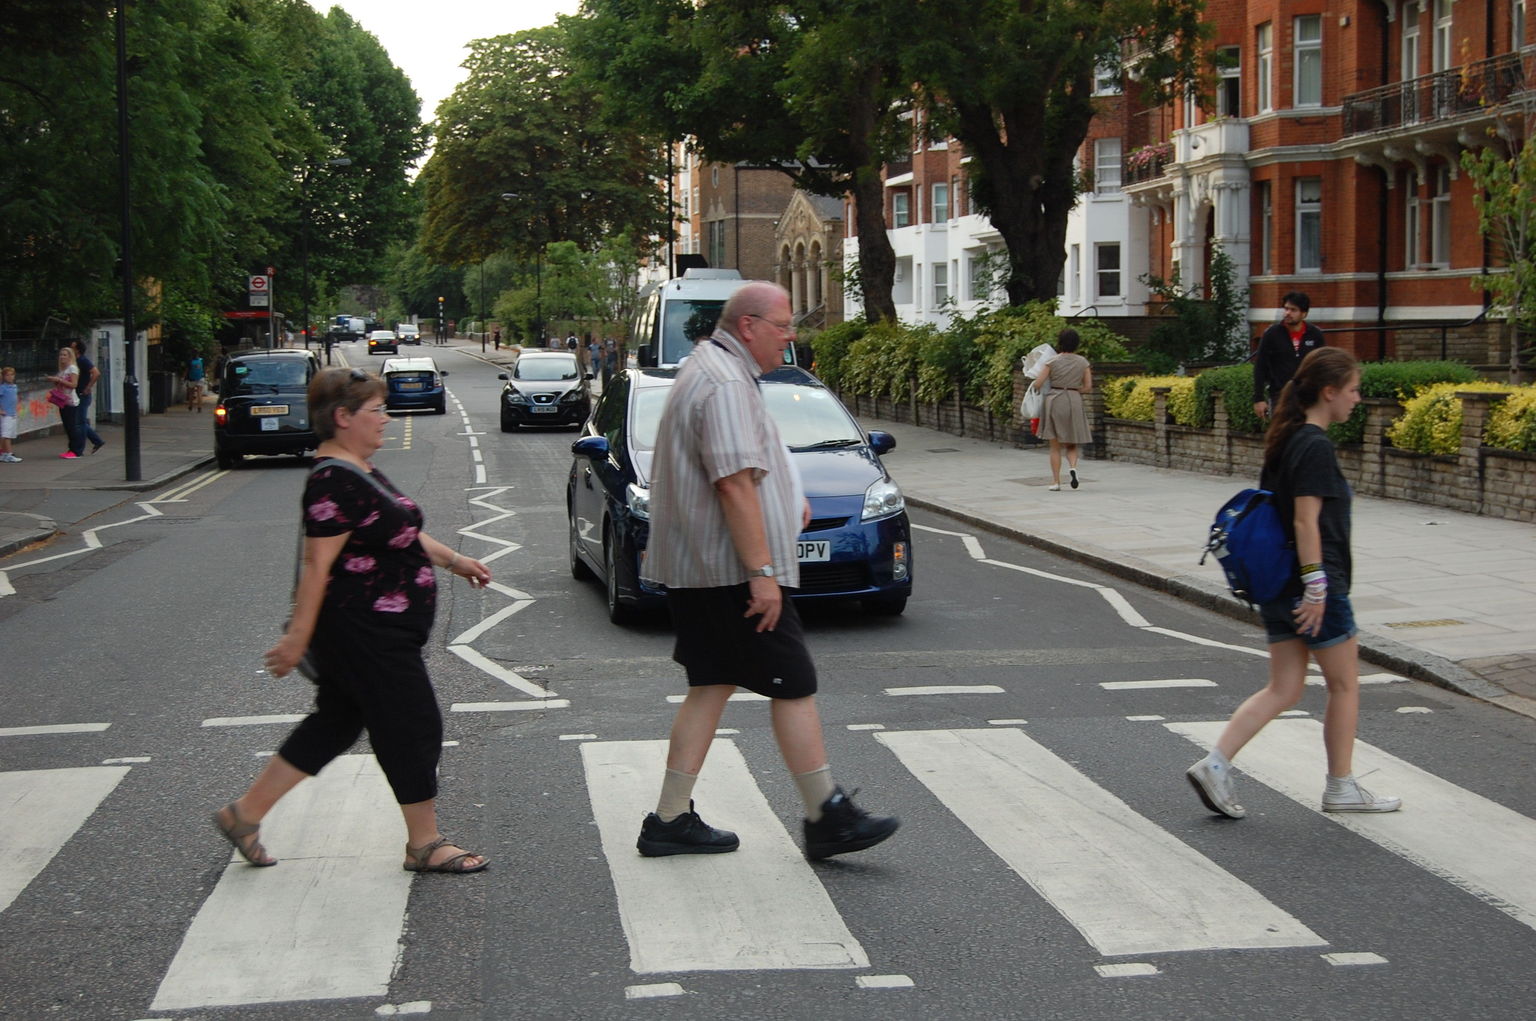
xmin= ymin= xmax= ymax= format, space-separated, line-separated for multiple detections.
xmin=1186 ymin=347 xmax=1401 ymax=819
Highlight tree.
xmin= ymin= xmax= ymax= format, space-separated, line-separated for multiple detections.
xmin=1463 ymin=105 xmax=1536 ymax=382
xmin=418 ymin=23 xmax=666 ymax=268
xmin=907 ymin=0 xmax=1207 ymax=306
xmin=573 ymin=0 xmax=912 ymax=322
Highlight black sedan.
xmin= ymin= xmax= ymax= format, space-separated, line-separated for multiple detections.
xmin=498 ymin=351 xmax=592 ymax=430
xmin=213 ymin=349 xmax=321 ymax=469
xmin=567 ymin=365 xmax=913 ymax=623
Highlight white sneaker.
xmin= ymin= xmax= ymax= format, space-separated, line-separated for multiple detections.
xmin=1322 ymin=776 xmax=1402 ymax=813
xmin=1047 ymin=483 xmax=1061 ymax=491
xmin=1187 ymin=757 xmax=1246 ymax=819
xmin=0 ymin=453 xmax=18 ymax=462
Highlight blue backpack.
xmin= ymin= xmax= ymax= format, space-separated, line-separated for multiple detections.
xmin=1199 ymin=488 xmax=1296 ymax=607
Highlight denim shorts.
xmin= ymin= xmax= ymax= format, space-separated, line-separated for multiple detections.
xmin=1259 ymin=590 xmax=1358 ymax=649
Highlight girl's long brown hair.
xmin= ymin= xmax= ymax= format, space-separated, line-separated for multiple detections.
xmin=1262 ymin=347 xmax=1358 ymax=475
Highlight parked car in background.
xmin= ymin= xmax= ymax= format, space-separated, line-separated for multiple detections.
xmin=567 ymin=365 xmax=912 ymax=623
xmin=379 ymin=356 xmax=447 ymax=414
xmin=395 ymin=323 xmax=421 ymax=345
xmin=367 ymin=330 xmax=398 ymax=355
xmin=213 ymin=349 xmax=321 ymax=469
xmin=498 ymin=351 xmax=592 ymax=431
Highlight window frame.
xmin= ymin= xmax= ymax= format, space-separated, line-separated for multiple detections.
xmin=932 ymin=261 xmax=949 ymax=305
xmin=1428 ymin=164 xmax=1452 ymax=267
xmin=1216 ymin=46 xmax=1242 ymax=118
xmin=1295 ymin=177 xmax=1323 ymax=273
xmin=1256 ymin=23 xmax=1274 ymax=113
xmin=1093 ymin=138 xmax=1122 ymax=195
xmin=1094 ymin=242 xmax=1122 ymax=300
xmin=892 ymin=191 xmax=910 ymax=229
xmin=1402 ymin=2 xmax=1422 ymax=81
xmin=1293 ymin=14 xmax=1323 ymax=108
xmin=1432 ymin=0 xmax=1452 ymax=72
xmin=932 ymin=182 xmax=950 ymax=223
xmin=1257 ymin=180 xmax=1273 ymax=275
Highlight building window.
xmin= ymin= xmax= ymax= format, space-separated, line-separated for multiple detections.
xmin=1429 ymin=164 xmax=1452 ymax=266
xmin=1257 ymin=181 xmax=1273 ymax=274
xmin=933 ymin=262 xmax=949 ymax=305
xmin=707 ymin=220 xmax=727 ymax=269
xmin=952 ymin=175 xmax=964 ymax=218
xmin=711 ymin=166 xmax=720 ymax=187
xmin=1517 ymin=0 xmax=1527 ymax=50
xmin=892 ymin=192 xmax=910 ymax=229
xmin=678 ymin=187 xmax=689 ymax=221
xmin=1094 ymin=138 xmax=1122 ymax=194
xmin=1432 ymin=0 xmax=1453 ymax=72
xmin=932 ymin=182 xmax=950 ymax=222
xmin=1406 ymin=181 xmax=1422 ymax=268
xmin=1093 ymin=61 xmax=1121 ymax=96
xmin=1294 ymin=15 xmax=1322 ymax=108
xmin=1256 ymin=23 xmax=1273 ymax=113
xmin=968 ymin=253 xmax=991 ymax=301
xmin=1217 ymin=46 xmax=1241 ymax=117
xmin=1069 ymin=245 xmax=1081 ymax=304
xmin=692 ymin=187 xmax=699 ymax=220
xmin=1296 ymin=178 xmax=1322 ymax=272
xmin=1095 ymin=243 xmax=1121 ymax=299
xmin=1402 ymin=2 xmax=1421 ymax=81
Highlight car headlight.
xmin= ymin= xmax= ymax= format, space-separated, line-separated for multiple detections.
xmin=559 ymin=388 xmax=585 ymax=403
xmin=504 ymin=387 xmax=529 ymax=405
xmin=861 ymin=478 xmax=904 ymax=521
xmin=626 ymin=482 xmax=651 ymax=520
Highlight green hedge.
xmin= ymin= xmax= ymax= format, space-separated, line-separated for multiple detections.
xmin=1487 ymin=386 xmax=1536 ymax=452
xmin=1387 ymin=381 xmax=1536 ymax=454
xmin=807 ymin=318 xmax=867 ymax=391
xmin=971 ymin=303 xmax=1130 ymax=420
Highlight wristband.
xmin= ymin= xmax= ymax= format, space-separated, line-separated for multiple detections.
xmin=1300 ymin=568 xmax=1327 ymax=586
xmin=1300 ymin=562 xmax=1323 ymax=576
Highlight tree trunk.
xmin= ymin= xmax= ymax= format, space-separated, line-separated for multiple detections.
xmin=852 ymin=164 xmax=897 ymax=323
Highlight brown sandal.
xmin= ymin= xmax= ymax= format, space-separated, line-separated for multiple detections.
xmin=404 ymin=836 xmax=488 ymax=874
xmin=213 ymin=802 xmax=277 ymax=867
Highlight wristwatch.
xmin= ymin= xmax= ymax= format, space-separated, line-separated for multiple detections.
xmin=748 ymin=564 xmax=775 ymax=578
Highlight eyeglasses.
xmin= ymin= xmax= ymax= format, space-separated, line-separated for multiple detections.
xmin=358 ymin=404 xmax=390 ymax=416
xmin=746 ymin=314 xmax=796 ymax=335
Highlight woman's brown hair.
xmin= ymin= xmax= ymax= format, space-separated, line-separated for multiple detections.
xmin=309 ymin=367 xmax=386 ymax=441
xmin=1262 ymin=347 xmax=1358 ymax=474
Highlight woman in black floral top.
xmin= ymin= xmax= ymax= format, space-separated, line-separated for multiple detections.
xmin=213 ymin=368 xmax=494 ymax=873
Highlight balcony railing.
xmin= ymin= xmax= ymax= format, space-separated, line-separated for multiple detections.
xmin=1343 ymin=51 xmax=1528 ymax=137
xmin=1123 ymin=143 xmax=1172 ymax=185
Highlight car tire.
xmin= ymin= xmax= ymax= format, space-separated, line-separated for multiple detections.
xmin=500 ymin=412 xmax=516 ymax=432
xmin=604 ymin=525 xmax=637 ymax=625
xmin=862 ymin=595 xmax=907 ymax=616
xmin=434 ymin=400 xmax=446 ymax=414
xmin=569 ymin=515 xmax=595 ymax=581
xmin=215 ymin=447 xmax=238 ymax=470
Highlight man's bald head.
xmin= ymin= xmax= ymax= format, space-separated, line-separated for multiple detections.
xmin=720 ymin=282 xmax=789 ymax=329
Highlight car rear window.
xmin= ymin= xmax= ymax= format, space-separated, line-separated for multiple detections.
xmin=226 ymin=359 xmax=309 ymax=393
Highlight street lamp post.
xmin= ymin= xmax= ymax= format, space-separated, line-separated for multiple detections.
xmin=114 ymin=1 xmax=141 ymax=481
xmin=301 ymin=157 xmax=351 ymax=366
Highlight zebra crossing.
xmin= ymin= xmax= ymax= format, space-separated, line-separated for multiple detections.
xmin=3 ymin=718 xmax=1534 ymax=1014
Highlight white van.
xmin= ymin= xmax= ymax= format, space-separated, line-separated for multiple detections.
xmin=631 ymin=268 xmax=796 ymax=367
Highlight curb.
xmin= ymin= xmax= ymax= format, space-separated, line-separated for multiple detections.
xmin=0 ymin=512 xmax=59 ymax=558
xmin=905 ymin=494 xmax=1530 ymax=719
xmin=89 ymin=455 xmax=218 ymax=493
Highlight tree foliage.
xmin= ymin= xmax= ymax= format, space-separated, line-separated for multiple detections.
xmin=1462 ymin=106 xmax=1536 ymax=381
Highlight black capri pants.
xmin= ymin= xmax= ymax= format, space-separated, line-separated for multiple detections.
xmin=278 ymin=608 xmax=441 ymax=805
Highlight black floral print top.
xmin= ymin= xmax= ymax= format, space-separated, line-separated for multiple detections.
xmin=303 ymin=460 xmax=435 ymax=622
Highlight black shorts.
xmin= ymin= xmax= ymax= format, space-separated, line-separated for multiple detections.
xmin=667 ymin=584 xmax=818 ymax=699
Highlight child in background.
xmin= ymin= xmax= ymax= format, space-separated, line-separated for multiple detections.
xmin=0 ymin=366 xmax=19 ymax=462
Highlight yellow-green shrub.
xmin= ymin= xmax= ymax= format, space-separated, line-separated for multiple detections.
xmin=1386 ymin=381 xmax=1527 ymax=454
xmin=1486 ymin=385 xmax=1536 ymax=452
xmin=1101 ymin=375 xmax=1197 ymax=424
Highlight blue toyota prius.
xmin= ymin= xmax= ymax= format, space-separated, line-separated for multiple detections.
xmin=566 ymin=365 xmax=913 ymax=623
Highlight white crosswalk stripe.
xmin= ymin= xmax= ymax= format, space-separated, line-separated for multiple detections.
xmin=0 ymin=766 xmax=130 ymax=914
xmin=876 ymin=728 xmax=1325 ymax=956
xmin=581 ymin=738 xmax=869 ymax=973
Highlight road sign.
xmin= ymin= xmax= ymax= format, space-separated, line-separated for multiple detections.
xmin=249 ymin=275 xmax=269 ymax=292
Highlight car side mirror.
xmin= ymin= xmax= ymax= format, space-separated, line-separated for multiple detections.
xmin=571 ymin=435 xmax=609 ymax=458
xmin=867 ymin=430 xmax=895 ymax=454
xmin=497 ymin=372 xmax=509 ymax=380
xmin=583 ymin=371 xmax=594 ymax=380
xmin=438 ymin=370 xmax=448 ymax=377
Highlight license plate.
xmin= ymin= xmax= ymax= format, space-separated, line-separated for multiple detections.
xmin=251 ymin=405 xmax=288 ymax=416
xmin=260 ymin=418 xmax=279 ymax=432
xmin=397 ymin=381 xmax=422 ymax=390
xmin=531 ymin=406 xmax=557 ymax=414
xmin=797 ymin=540 xmax=830 ymax=562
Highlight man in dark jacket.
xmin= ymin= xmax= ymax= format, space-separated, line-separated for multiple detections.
xmin=1252 ymin=291 xmax=1326 ymax=419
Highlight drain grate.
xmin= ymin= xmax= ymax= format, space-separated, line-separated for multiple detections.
xmin=926 ymin=448 xmax=960 ymax=453
xmin=1383 ymin=619 xmax=1465 ymax=629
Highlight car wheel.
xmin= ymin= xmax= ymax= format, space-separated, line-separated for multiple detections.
xmin=215 ymin=448 xmax=238 ymax=470
xmin=862 ymin=595 xmax=907 ymax=616
xmin=569 ymin=515 xmax=595 ymax=581
xmin=434 ymin=400 xmax=446 ymax=414
xmin=500 ymin=412 xmax=516 ymax=432
xmin=604 ymin=525 xmax=636 ymax=625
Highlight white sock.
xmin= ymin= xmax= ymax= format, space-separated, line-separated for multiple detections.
xmin=1207 ymin=749 xmax=1232 ymax=770
xmin=1326 ymin=774 xmax=1353 ymax=793
xmin=656 ymin=768 xmax=698 ymax=822
xmin=794 ymin=765 xmax=836 ymax=822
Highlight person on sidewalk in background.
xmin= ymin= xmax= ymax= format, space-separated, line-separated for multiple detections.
xmin=1252 ymin=291 xmax=1325 ymax=421
xmin=1188 ymin=348 xmax=1401 ymax=820
xmin=1035 ymin=328 xmax=1093 ymax=492
xmin=46 ymin=347 xmax=82 ymax=459
xmin=69 ymin=340 xmax=106 ymax=454
xmin=186 ymin=353 xmax=206 ymax=412
xmin=0 ymin=366 xmax=20 ymax=462
xmin=214 ymin=367 xmax=494 ymax=874
xmin=492 ymin=327 xmax=501 ymax=351
xmin=636 ymin=281 xmax=900 ymax=862
xmin=588 ymin=338 xmax=601 ymax=377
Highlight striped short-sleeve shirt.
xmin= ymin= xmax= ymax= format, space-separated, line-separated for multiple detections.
xmin=641 ymin=329 xmax=802 ymax=589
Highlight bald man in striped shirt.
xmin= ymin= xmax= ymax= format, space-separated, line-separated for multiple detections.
xmin=635 ymin=282 xmax=900 ymax=861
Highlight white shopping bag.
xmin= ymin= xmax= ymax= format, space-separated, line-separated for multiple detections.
xmin=1021 ymin=343 xmax=1057 ymax=379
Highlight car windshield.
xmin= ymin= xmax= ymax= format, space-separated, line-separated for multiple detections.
xmin=226 ymin=359 xmax=308 ymax=393
xmin=515 ymin=357 xmax=578 ymax=381
xmin=630 ymin=382 xmax=860 ymax=452
xmin=660 ymin=299 xmax=724 ymax=365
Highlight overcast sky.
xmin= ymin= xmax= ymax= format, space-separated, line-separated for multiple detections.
xmin=310 ymin=0 xmax=583 ymax=122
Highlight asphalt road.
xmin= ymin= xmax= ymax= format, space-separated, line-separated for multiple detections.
xmin=2 ymin=343 xmax=1533 ymax=1021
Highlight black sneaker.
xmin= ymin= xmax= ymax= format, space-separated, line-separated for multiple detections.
xmin=636 ymin=801 xmax=740 ymax=857
xmin=803 ymin=787 xmax=899 ymax=860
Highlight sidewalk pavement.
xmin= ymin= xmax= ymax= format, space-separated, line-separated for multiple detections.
xmin=3 ymin=339 xmax=1532 ymax=719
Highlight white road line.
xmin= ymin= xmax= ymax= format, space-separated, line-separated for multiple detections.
xmin=447 ymin=646 xmax=554 ymax=699
xmin=0 ymin=722 xmax=110 ymax=737
xmin=1095 ymin=963 xmax=1159 ymax=978
xmin=979 ymin=558 xmax=1103 ymax=589
xmin=1322 ymin=951 xmax=1389 ymax=966
xmin=581 ymin=739 xmax=870 ymax=973
xmin=1096 ymin=588 xmax=1150 ymax=627
xmin=151 ymin=756 xmax=410 ymax=1011
xmin=0 ymin=766 xmax=130 ymax=913
xmin=876 ymin=728 xmax=1325 ymax=957
xmin=666 ymin=692 xmax=768 ymax=703
xmin=1125 ymin=715 xmax=1166 ymax=722
xmin=883 ymin=685 xmax=1004 ymax=696
xmin=103 ymin=756 xmax=152 ymax=764
xmin=846 ymin=723 xmax=886 ymax=731
xmin=1167 ymin=719 xmax=1536 ymax=934
xmin=475 ymin=465 xmax=486 ymax=484
xmin=1396 ymin=707 xmax=1433 ymax=714
xmin=450 ymin=700 xmax=571 ymax=712
xmin=1139 ymin=626 xmax=1269 ymax=658
xmin=451 ymin=589 xmax=534 ymax=644
xmin=200 ymin=715 xmax=306 ymax=728
xmin=856 ymin=974 xmax=915 ymax=989
xmin=988 ymin=718 xmax=1028 ymax=726
xmin=1306 ymin=673 xmax=1404 ymax=686
xmin=625 ymin=982 xmax=687 ymax=999
xmin=1099 ymin=679 xmax=1217 ymax=690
